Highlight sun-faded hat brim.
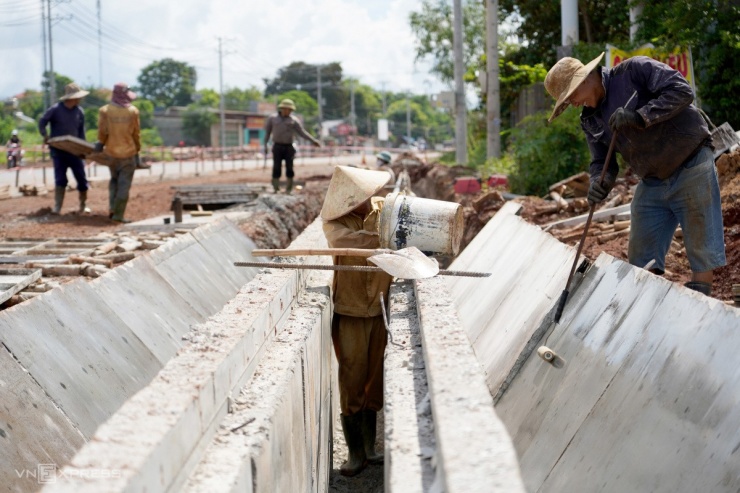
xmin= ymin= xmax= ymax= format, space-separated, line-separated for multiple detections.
xmin=320 ymin=166 xmax=391 ymax=221
xmin=548 ymin=52 xmax=604 ymax=122
xmin=59 ymin=89 xmax=90 ymax=101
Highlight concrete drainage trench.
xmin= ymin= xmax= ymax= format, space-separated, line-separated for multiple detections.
xmin=2 ymin=182 xmax=739 ymax=493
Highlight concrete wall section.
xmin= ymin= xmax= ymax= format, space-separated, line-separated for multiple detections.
xmin=45 ymin=220 xmax=331 ymax=493
xmin=0 ymin=346 xmax=85 ymax=492
xmin=447 ymin=202 xmax=575 ymax=396
xmin=383 ymin=280 xmax=436 ymax=493
xmin=185 ymin=268 xmax=333 ymax=493
xmin=0 ymin=217 xmax=261 ymax=492
xmin=495 ymin=254 xmax=740 ymax=493
xmin=414 ymin=277 xmax=526 ymax=493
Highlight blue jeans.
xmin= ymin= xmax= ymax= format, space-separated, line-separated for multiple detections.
xmin=629 ymin=146 xmax=726 ymax=274
xmin=52 ymin=151 xmax=88 ymax=191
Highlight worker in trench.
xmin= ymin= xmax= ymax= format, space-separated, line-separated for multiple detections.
xmin=263 ymin=98 xmax=322 ymax=194
xmin=545 ymin=53 xmax=726 ymax=296
xmin=94 ymin=83 xmax=143 ymax=224
xmin=321 ymin=166 xmax=392 ymax=477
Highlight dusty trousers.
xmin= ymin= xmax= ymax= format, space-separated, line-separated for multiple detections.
xmin=332 ymin=313 xmax=387 ymax=416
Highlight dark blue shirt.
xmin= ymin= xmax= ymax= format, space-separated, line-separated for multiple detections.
xmin=581 ymin=56 xmax=711 ymax=181
xmin=38 ymin=102 xmax=86 ymax=139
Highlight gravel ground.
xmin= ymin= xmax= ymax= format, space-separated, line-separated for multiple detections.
xmin=329 ymin=409 xmax=385 ymax=493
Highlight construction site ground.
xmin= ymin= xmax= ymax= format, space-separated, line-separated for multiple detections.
xmin=1 ymin=149 xmax=738 ymax=299
xmin=0 ymin=151 xmax=738 ymax=492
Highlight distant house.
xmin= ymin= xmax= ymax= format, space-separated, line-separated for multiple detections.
xmin=152 ymin=101 xmax=277 ymax=148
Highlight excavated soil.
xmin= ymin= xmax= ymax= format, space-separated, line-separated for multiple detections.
xmin=395 ymin=149 xmax=740 ymax=303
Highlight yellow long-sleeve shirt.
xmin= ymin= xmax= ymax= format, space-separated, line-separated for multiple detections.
xmin=98 ymin=104 xmax=140 ymax=159
xmin=322 ymin=197 xmax=392 ymax=318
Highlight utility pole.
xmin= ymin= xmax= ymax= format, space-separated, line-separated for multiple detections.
xmin=350 ymin=80 xmax=356 ymax=138
xmin=486 ymin=0 xmax=501 ymax=159
xmin=380 ymin=81 xmax=387 ymax=114
xmin=218 ymin=37 xmax=226 ymax=157
xmin=452 ymin=0 xmax=467 ymax=164
xmin=47 ymin=0 xmax=55 ymax=102
xmin=405 ymin=92 xmax=411 ymax=145
xmin=316 ymin=65 xmax=323 ymax=142
xmin=97 ymin=0 xmax=102 ymax=87
xmin=559 ymin=0 xmax=578 ymax=58
xmin=629 ymin=2 xmax=644 ymax=43
xmin=40 ymin=0 xmax=48 ymax=108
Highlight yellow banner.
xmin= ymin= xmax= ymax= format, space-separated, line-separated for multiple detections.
xmin=606 ymin=44 xmax=695 ymax=90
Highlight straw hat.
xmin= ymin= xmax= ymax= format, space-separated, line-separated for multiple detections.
xmin=59 ymin=82 xmax=90 ymax=101
xmin=278 ymin=98 xmax=296 ymax=110
xmin=544 ymin=52 xmax=604 ymax=122
xmin=320 ymin=166 xmax=391 ymax=221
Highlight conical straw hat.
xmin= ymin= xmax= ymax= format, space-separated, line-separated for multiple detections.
xmin=320 ymin=166 xmax=391 ymax=221
xmin=544 ymin=52 xmax=604 ymax=122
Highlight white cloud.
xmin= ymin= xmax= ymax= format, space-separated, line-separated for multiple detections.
xmin=1 ymin=0 xmax=450 ymax=99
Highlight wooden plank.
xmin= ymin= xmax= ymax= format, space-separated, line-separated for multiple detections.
xmin=0 ymin=268 xmax=42 ymax=305
xmin=47 ymin=135 xmax=115 ymax=166
xmin=542 ymin=203 xmax=631 ymax=230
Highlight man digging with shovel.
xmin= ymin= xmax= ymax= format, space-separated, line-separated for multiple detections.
xmin=321 ymin=166 xmax=392 ymax=477
xmin=545 ymin=53 xmax=726 ymax=296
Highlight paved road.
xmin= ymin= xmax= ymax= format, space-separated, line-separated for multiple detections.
xmin=0 ymin=151 xmax=419 ymax=189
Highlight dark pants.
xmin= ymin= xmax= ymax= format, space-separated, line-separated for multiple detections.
xmin=272 ymin=143 xmax=295 ymax=179
xmin=52 ymin=151 xmax=88 ymax=191
xmin=108 ymin=157 xmax=136 ymax=221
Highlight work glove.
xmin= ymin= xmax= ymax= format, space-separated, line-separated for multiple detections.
xmin=43 ymin=135 xmax=49 ymax=145
xmin=608 ymin=108 xmax=644 ymax=133
xmin=313 ymin=140 xmax=322 ymax=148
xmin=587 ymin=174 xmax=616 ymax=206
xmin=93 ymin=141 xmax=104 ymax=153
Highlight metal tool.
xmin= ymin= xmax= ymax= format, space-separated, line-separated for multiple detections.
xmin=553 ymin=90 xmax=638 ymax=323
xmin=250 ymin=246 xmax=443 ymax=279
xmin=541 ymin=91 xmax=638 ymax=369
xmin=233 ymin=261 xmax=490 ymax=279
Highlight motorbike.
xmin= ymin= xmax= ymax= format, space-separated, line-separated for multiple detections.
xmin=6 ymin=143 xmax=21 ymax=169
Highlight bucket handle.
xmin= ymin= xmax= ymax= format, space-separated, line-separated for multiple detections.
xmin=697 ymin=108 xmax=718 ymax=131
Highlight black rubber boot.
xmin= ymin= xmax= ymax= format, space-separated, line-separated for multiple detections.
xmin=362 ymin=410 xmax=383 ymax=465
xmin=271 ymin=178 xmax=280 ymax=193
xmin=52 ymin=186 xmax=65 ymax=214
xmin=340 ymin=413 xmax=367 ymax=477
xmin=79 ymin=190 xmax=91 ymax=213
xmin=285 ymin=178 xmax=293 ymax=194
xmin=685 ymin=281 xmax=712 ymax=296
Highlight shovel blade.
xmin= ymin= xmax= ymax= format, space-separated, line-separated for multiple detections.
xmin=368 ymin=246 xmax=439 ymax=279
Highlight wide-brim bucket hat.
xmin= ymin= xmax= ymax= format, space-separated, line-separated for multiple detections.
xmin=544 ymin=52 xmax=604 ymax=122
xmin=278 ymin=98 xmax=296 ymax=110
xmin=59 ymin=82 xmax=90 ymax=101
xmin=320 ymin=166 xmax=391 ymax=221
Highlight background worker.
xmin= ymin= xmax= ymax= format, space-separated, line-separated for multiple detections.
xmin=545 ymin=53 xmax=725 ymax=296
xmin=6 ymin=129 xmax=21 ymax=169
xmin=38 ymin=82 xmax=90 ymax=214
xmin=264 ymin=98 xmax=321 ymax=193
xmin=321 ymin=166 xmax=393 ymax=477
xmin=95 ymin=82 xmax=141 ymax=224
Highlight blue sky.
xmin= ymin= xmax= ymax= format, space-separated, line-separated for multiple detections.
xmin=0 ymin=0 xmax=450 ymax=99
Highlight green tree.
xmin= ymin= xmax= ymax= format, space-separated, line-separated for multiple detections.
xmin=41 ymin=71 xmax=73 ymax=101
xmin=264 ymin=62 xmax=348 ymax=120
xmin=637 ymin=1 xmax=740 ymax=129
xmin=17 ymin=90 xmax=45 ymax=120
xmin=193 ymin=88 xmax=220 ymax=108
xmin=182 ymin=105 xmax=216 ymax=145
xmin=136 ymin=58 xmax=197 ymax=108
xmin=132 ymin=99 xmax=155 ymax=129
xmin=409 ymin=0 xmax=485 ymax=83
xmin=224 ymin=86 xmax=262 ymax=111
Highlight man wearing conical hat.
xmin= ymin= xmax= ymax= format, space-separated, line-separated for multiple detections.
xmin=321 ymin=166 xmax=392 ymax=476
xmin=545 ymin=54 xmax=724 ymax=297
xmin=264 ymin=98 xmax=321 ymax=194
xmin=38 ymin=82 xmax=91 ymax=215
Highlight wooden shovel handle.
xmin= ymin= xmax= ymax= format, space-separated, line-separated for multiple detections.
xmin=251 ymin=248 xmax=387 ymax=258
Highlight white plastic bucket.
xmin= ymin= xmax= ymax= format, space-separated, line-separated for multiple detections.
xmin=379 ymin=192 xmax=464 ymax=255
